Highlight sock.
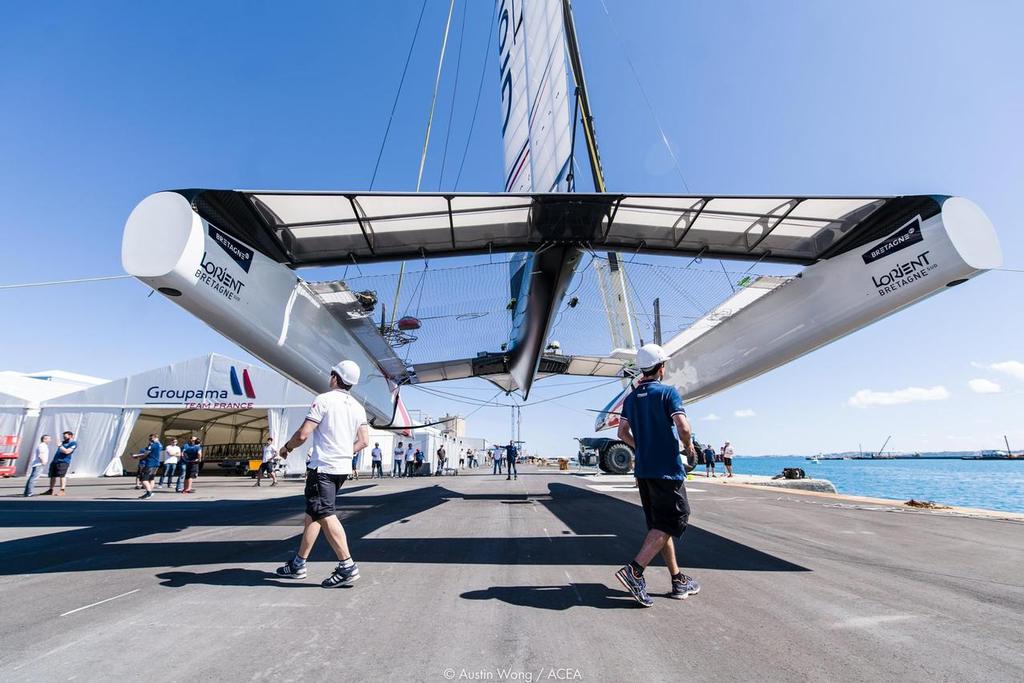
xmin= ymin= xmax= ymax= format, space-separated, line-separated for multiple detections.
xmin=339 ymin=557 xmax=355 ymax=568
xmin=629 ymin=561 xmax=644 ymax=577
xmin=293 ymin=555 xmax=307 ymax=567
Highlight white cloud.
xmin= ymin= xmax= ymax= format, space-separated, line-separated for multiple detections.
xmin=968 ymin=378 xmax=1001 ymax=394
xmin=990 ymin=361 xmax=1024 ymax=382
xmin=734 ymin=409 xmax=756 ymax=418
xmin=847 ymin=386 xmax=950 ymax=408
xmin=699 ymin=413 xmax=721 ymax=421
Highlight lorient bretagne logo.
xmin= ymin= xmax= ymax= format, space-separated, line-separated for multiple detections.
xmin=209 ymin=224 xmax=254 ymax=273
xmin=862 ymin=217 xmax=924 ymax=264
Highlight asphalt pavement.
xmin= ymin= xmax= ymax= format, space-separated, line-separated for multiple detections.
xmin=1 ymin=467 xmax=1022 ymax=682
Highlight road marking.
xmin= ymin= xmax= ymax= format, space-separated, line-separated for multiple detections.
xmin=60 ymin=589 xmax=139 ymax=617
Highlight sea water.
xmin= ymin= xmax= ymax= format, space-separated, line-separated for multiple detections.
xmin=726 ymin=456 xmax=1024 ymax=514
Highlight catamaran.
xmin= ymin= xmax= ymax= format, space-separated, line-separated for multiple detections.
xmin=121 ymin=0 xmax=1001 ymax=431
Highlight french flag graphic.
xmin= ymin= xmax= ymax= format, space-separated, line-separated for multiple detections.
xmin=230 ymin=367 xmax=257 ymax=399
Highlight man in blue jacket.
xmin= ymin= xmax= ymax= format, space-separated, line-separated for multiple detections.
xmin=42 ymin=431 xmax=76 ymax=497
xmin=615 ymin=344 xmax=701 ymax=607
xmin=132 ymin=434 xmax=163 ymax=500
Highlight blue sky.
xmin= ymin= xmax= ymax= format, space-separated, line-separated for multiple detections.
xmin=1 ymin=0 xmax=1021 ymax=456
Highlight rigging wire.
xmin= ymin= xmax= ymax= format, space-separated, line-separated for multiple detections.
xmin=438 ymin=0 xmax=469 ymax=190
xmin=392 ymin=0 xmax=458 ymax=331
xmin=454 ymin=2 xmax=498 ymax=190
xmin=368 ymin=0 xmax=429 ymax=190
xmin=0 ymin=274 xmax=132 ymax=290
xmin=597 ymin=0 xmax=691 ymax=193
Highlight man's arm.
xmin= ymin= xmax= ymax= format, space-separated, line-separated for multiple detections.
xmin=279 ymin=420 xmax=318 ymax=458
xmin=672 ymin=413 xmax=696 ymax=465
xmin=617 ymin=420 xmax=636 ymax=450
xmin=353 ymin=424 xmax=369 ymax=454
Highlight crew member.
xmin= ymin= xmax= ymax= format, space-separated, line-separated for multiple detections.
xmin=181 ymin=436 xmax=202 ymax=493
xmin=23 ymin=435 xmax=51 ymax=497
xmin=277 ymin=360 xmax=369 ymax=588
xmin=257 ymin=437 xmax=278 ymax=487
xmin=505 ymin=441 xmax=518 ymax=481
xmin=132 ymin=434 xmax=162 ymax=500
xmin=722 ymin=441 xmax=735 ymax=478
xmin=614 ymin=344 xmax=701 ymax=606
xmin=370 ymin=442 xmax=383 ymax=478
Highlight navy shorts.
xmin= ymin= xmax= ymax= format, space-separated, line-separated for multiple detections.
xmin=305 ymin=468 xmax=347 ymax=521
xmin=48 ymin=460 xmax=69 ymax=478
xmin=138 ymin=466 xmax=156 ymax=481
xmin=184 ymin=461 xmax=200 ymax=478
xmin=637 ymin=478 xmax=690 ymax=537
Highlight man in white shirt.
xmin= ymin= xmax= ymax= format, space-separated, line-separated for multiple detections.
xmin=23 ymin=435 xmax=51 ymax=497
xmin=277 ymin=360 xmax=369 ymax=588
xmin=392 ymin=441 xmax=405 ymax=477
xmin=404 ymin=442 xmax=416 ymax=478
xmin=256 ymin=437 xmax=278 ymax=487
xmin=721 ymin=441 xmax=735 ymax=478
xmin=370 ymin=442 xmax=383 ymax=478
xmin=160 ymin=437 xmax=182 ymax=488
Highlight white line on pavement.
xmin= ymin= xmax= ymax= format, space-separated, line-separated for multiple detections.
xmin=60 ymin=589 xmax=140 ymax=617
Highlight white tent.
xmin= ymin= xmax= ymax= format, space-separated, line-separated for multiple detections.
xmin=0 ymin=370 xmax=108 ymax=474
xmin=34 ymin=354 xmax=315 ymax=477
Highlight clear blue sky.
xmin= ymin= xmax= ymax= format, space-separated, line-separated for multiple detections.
xmin=2 ymin=0 xmax=1021 ymax=455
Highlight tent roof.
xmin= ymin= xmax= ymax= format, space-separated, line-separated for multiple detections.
xmin=0 ymin=371 xmax=103 ymax=408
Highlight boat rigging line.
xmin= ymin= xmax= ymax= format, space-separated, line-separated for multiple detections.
xmin=0 ymin=274 xmax=133 ymax=290
xmin=438 ymin=0 xmax=469 ymax=190
xmin=368 ymin=0 xmax=429 ymax=190
xmin=391 ymin=0 xmax=458 ymax=333
xmin=454 ymin=2 xmax=497 ymax=190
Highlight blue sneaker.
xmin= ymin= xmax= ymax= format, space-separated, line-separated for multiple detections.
xmin=615 ymin=565 xmax=654 ymax=607
xmin=276 ymin=556 xmax=307 ymax=579
xmin=322 ymin=562 xmax=360 ymax=588
xmin=670 ymin=573 xmax=701 ymax=600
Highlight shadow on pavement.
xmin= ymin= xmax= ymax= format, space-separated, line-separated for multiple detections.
xmin=461 ymin=583 xmax=637 ymax=610
xmin=156 ymin=568 xmax=316 ymax=589
xmin=0 ymin=479 xmax=808 ymax=576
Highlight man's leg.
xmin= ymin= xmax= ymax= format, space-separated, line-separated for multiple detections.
xmin=297 ymin=514 xmax=322 ymax=559
xmin=660 ymin=537 xmax=680 ymax=577
xmin=634 ymin=528 xmax=671 ymax=568
xmin=318 ymin=515 xmax=352 ymax=561
xmin=24 ymin=465 xmax=40 ymax=496
xmin=59 ymin=475 xmax=67 ymax=493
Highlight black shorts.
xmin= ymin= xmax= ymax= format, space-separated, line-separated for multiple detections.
xmin=184 ymin=461 xmax=200 ymax=478
xmin=259 ymin=461 xmax=275 ymax=475
xmin=724 ymin=457 xmax=733 ymax=466
xmin=138 ymin=466 xmax=156 ymax=481
xmin=48 ymin=460 xmax=69 ymax=478
xmin=637 ymin=478 xmax=690 ymax=537
xmin=305 ymin=468 xmax=347 ymax=521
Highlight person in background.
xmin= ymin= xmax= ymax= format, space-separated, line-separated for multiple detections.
xmin=614 ymin=344 xmax=700 ymax=607
xmin=370 ymin=442 xmax=383 ymax=478
xmin=23 ymin=435 xmax=51 ymax=497
xmin=492 ymin=445 xmax=504 ymax=475
xmin=392 ymin=441 xmax=405 ymax=477
xmin=276 ymin=359 xmax=368 ymax=588
xmin=414 ymin=447 xmax=425 ymax=475
xmin=160 ymin=437 xmax=181 ymax=488
xmin=702 ymin=442 xmax=716 ymax=478
xmin=257 ymin=437 xmax=278 ymax=487
xmin=132 ymin=433 xmax=162 ymax=500
xmin=505 ymin=441 xmax=519 ymax=481
xmin=404 ymin=442 xmax=416 ymax=477
xmin=41 ymin=431 xmax=77 ymax=497
xmin=721 ymin=441 xmax=735 ymax=478
xmin=351 ymin=449 xmax=361 ymax=480
xmin=181 ymin=436 xmax=203 ymax=493
xmin=458 ymin=450 xmax=466 ymax=469
xmin=435 ymin=445 xmax=446 ymax=476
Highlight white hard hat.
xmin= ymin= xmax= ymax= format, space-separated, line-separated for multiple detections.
xmin=635 ymin=343 xmax=670 ymax=371
xmin=331 ymin=360 xmax=361 ymax=386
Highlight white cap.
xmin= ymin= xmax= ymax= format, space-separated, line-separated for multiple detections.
xmin=331 ymin=360 xmax=361 ymax=386
xmin=635 ymin=343 xmax=670 ymax=371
